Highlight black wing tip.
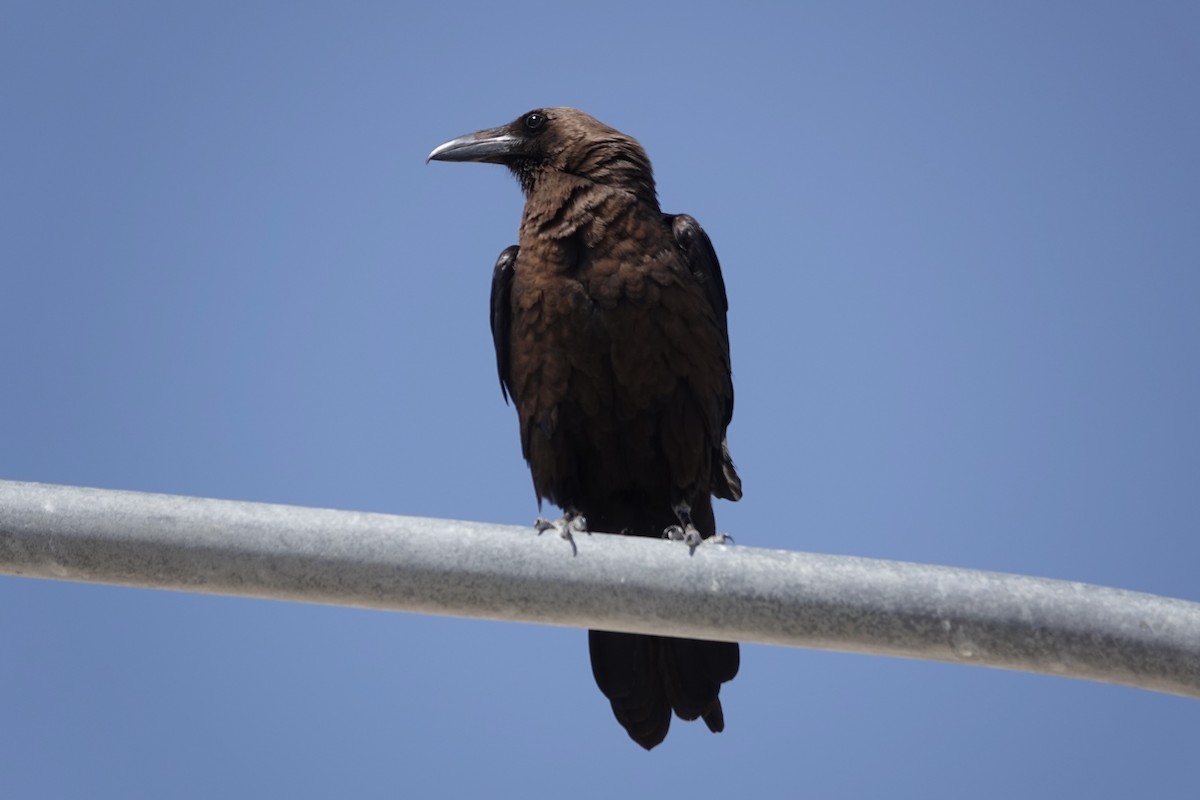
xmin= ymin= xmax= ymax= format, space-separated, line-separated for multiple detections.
xmin=713 ymin=439 xmax=743 ymax=501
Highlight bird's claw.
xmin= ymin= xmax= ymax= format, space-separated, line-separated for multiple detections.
xmin=664 ymin=526 xmax=734 ymax=548
xmin=535 ymin=513 xmax=587 ymax=536
xmin=535 ymin=512 xmax=588 ymax=555
xmin=663 ymin=524 xmax=704 ymax=548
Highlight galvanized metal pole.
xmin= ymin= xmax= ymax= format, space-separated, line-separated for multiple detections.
xmin=2 ymin=479 xmax=1198 ymax=699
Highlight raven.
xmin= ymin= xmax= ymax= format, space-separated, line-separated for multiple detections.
xmin=429 ymin=108 xmax=741 ymax=749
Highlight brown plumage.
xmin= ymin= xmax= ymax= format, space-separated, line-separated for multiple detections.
xmin=429 ymin=108 xmax=741 ymax=749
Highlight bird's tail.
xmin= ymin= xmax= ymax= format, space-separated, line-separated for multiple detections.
xmin=588 ymin=629 xmax=739 ymax=750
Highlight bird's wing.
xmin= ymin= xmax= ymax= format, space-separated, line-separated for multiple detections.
xmin=666 ymin=214 xmax=742 ymax=501
xmin=489 ymin=245 xmax=519 ymax=403
xmin=666 ymin=213 xmax=732 ymax=416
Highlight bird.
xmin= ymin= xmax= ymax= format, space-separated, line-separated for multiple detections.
xmin=428 ymin=107 xmax=741 ymax=749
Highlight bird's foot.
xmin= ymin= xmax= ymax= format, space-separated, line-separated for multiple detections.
xmin=663 ymin=524 xmax=704 ymax=548
xmin=534 ymin=512 xmax=588 ymax=538
xmin=535 ymin=511 xmax=588 ymax=555
xmin=666 ymin=501 xmax=705 ymax=548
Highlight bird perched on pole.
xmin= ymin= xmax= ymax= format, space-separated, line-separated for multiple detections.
xmin=428 ymin=107 xmax=741 ymax=750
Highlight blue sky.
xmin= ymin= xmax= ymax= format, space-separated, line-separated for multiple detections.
xmin=2 ymin=2 xmax=1198 ymax=796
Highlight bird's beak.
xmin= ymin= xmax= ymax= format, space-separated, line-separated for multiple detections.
xmin=426 ymin=127 xmax=521 ymax=164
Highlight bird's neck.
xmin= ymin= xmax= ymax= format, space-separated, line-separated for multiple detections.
xmin=520 ymin=172 xmax=659 ymax=244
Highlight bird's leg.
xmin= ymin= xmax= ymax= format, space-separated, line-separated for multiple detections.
xmin=664 ymin=502 xmax=704 ymax=548
xmin=535 ymin=508 xmax=588 ymax=553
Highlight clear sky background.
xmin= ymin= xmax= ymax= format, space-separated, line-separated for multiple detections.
xmin=2 ymin=2 xmax=1198 ymax=797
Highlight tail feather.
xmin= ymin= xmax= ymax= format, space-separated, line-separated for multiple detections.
xmin=588 ymin=630 xmax=670 ymax=749
xmin=662 ymin=636 xmax=739 ymax=726
xmin=589 ymin=629 xmax=739 ymax=750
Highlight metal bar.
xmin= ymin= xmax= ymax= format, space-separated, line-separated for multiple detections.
xmin=2 ymin=479 xmax=1198 ymax=699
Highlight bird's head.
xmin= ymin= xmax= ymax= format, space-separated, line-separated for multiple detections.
xmin=427 ymin=107 xmax=657 ymax=206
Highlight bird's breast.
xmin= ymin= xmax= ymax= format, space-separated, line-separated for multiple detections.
xmin=508 ymin=239 xmax=709 ymax=427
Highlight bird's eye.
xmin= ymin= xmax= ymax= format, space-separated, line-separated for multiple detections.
xmin=524 ymin=112 xmax=546 ymax=131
